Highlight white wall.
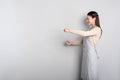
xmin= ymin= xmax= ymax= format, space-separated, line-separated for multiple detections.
xmin=0 ymin=0 xmax=120 ymax=80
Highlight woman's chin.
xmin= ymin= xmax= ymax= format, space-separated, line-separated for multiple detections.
xmin=88 ymin=23 xmax=91 ymax=26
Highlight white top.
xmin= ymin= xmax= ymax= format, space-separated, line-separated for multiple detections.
xmin=70 ymin=26 xmax=101 ymax=47
xmin=86 ymin=27 xmax=101 ymax=47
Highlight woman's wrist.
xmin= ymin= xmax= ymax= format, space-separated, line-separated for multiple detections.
xmin=69 ymin=29 xmax=72 ymax=33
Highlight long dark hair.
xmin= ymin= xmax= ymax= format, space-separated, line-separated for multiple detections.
xmin=87 ymin=11 xmax=102 ymax=39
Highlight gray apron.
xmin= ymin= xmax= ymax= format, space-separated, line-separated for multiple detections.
xmin=81 ymin=36 xmax=99 ymax=80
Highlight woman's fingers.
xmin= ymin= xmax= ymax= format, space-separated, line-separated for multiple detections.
xmin=64 ymin=28 xmax=70 ymax=32
xmin=65 ymin=40 xmax=72 ymax=45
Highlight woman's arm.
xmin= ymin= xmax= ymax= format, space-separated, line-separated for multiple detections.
xmin=64 ymin=27 xmax=100 ymax=36
xmin=72 ymin=40 xmax=83 ymax=45
xmin=66 ymin=40 xmax=83 ymax=46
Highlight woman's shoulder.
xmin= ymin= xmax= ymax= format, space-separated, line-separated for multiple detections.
xmin=92 ymin=26 xmax=101 ymax=31
xmin=96 ymin=26 xmax=101 ymax=29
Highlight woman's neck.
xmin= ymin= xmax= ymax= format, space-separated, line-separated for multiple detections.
xmin=90 ymin=24 xmax=97 ymax=29
xmin=91 ymin=24 xmax=97 ymax=27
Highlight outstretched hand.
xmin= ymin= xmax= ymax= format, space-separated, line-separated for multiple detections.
xmin=64 ymin=28 xmax=71 ymax=33
xmin=65 ymin=40 xmax=73 ymax=45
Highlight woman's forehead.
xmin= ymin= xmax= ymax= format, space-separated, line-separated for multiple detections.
xmin=87 ymin=16 xmax=94 ymax=19
xmin=87 ymin=16 xmax=92 ymax=18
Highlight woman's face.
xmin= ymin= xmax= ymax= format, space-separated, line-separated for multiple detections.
xmin=86 ymin=15 xmax=96 ymax=26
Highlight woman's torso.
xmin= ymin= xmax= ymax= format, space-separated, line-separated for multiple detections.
xmin=88 ymin=27 xmax=101 ymax=47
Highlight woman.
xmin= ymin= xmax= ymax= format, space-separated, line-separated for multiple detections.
xmin=64 ymin=11 xmax=102 ymax=80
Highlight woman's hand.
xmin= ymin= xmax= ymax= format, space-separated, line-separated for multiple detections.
xmin=65 ymin=40 xmax=73 ymax=45
xmin=64 ymin=28 xmax=71 ymax=33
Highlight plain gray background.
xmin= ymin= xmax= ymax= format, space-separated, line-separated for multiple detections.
xmin=0 ymin=0 xmax=120 ymax=80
